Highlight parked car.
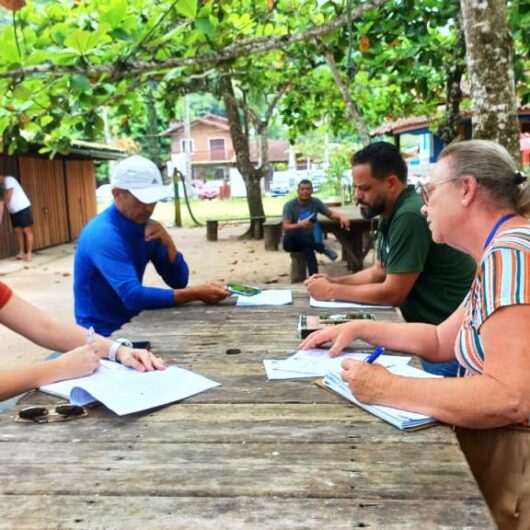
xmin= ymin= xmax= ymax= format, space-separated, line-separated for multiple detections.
xmin=269 ymin=183 xmax=290 ymax=197
xmin=199 ymin=180 xmax=223 ymax=200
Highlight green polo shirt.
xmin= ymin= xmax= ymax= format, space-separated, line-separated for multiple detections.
xmin=377 ymin=185 xmax=476 ymax=325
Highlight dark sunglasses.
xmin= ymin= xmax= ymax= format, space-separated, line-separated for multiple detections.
xmin=16 ymin=405 xmax=87 ymax=424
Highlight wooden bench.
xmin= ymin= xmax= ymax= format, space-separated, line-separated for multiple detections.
xmin=206 ymin=216 xmax=265 ymax=241
xmin=263 ymin=218 xmax=283 ymax=251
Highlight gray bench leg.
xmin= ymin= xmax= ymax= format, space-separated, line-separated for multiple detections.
xmin=290 ymin=252 xmax=307 ymax=283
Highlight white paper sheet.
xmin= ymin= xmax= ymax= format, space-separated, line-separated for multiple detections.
xmin=263 ymin=348 xmax=411 ymax=380
xmin=309 ymin=296 xmax=393 ymax=310
xmin=40 ymin=360 xmax=220 ymax=416
xmin=236 ymin=289 xmax=293 ymax=306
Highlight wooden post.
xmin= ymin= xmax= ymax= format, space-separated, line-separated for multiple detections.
xmin=206 ymin=220 xmax=218 ymax=241
xmin=263 ymin=221 xmax=282 ymax=251
xmin=290 ymin=252 xmax=307 ymax=283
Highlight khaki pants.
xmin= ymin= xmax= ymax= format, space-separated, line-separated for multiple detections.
xmin=456 ymin=426 xmax=530 ymax=530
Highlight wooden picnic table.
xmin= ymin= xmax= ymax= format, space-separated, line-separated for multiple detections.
xmin=318 ymin=205 xmax=377 ymax=272
xmin=0 ymin=287 xmax=494 ymax=529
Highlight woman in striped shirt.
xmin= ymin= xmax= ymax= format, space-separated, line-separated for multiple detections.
xmin=300 ymin=140 xmax=530 ymax=529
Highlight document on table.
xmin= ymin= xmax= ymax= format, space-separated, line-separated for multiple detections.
xmin=40 ymin=360 xmax=221 ymax=416
xmin=263 ymin=348 xmax=411 ymax=380
xmin=237 ymin=289 xmax=292 ymax=306
xmin=322 ymin=363 xmax=441 ymax=431
xmin=309 ymin=296 xmax=394 ymax=310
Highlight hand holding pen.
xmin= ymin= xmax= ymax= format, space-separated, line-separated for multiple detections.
xmin=341 ymin=346 xmax=391 ymax=405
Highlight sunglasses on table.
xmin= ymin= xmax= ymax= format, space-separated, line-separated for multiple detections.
xmin=15 ymin=405 xmax=87 ymax=424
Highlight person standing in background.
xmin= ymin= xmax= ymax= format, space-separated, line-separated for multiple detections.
xmin=0 ymin=175 xmax=34 ymax=261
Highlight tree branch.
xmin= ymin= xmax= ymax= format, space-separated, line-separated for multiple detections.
xmin=319 ymin=42 xmax=370 ymax=146
xmin=0 ymin=0 xmax=390 ymax=80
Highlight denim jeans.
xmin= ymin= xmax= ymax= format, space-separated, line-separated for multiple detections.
xmin=420 ymin=358 xmax=462 ymax=377
xmin=283 ymin=229 xmax=325 ymax=275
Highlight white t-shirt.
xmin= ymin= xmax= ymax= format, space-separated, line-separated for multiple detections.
xmin=3 ymin=176 xmax=31 ymax=214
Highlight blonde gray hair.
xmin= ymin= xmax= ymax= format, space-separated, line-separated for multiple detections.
xmin=439 ymin=140 xmax=530 ymax=216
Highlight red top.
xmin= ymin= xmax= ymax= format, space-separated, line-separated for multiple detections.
xmin=0 ymin=281 xmax=13 ymax=309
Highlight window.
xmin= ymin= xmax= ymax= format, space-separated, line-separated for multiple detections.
xmin=180 ymin=139 xmax=194 ymax=153
xmin=209 ymin=138 xmax=226 ymax=160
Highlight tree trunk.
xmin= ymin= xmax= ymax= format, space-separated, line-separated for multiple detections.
xmin=437 ymin=10 xmax=466 ymax=145
xmin=218 ymin=72 xmax=265 ymax=231
xmin=460 ymin=0 xmax=520 ymax=160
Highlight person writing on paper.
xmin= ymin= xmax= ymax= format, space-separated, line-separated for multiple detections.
xmin=305 ymin=142 xmax=476 ymax=377
xmin=74 ymin=155 xmax=229 ymax=336
xmin=300 ymin=140 xmax=530 ymax=530
xmin=0 ymin=280 xmax=165 ymax=401
xmin=282 ymin=179 xmax=350 ymax=276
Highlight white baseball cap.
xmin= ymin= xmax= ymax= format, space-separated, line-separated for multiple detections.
xmin=111 ymin=155 xmax=170 ymax=204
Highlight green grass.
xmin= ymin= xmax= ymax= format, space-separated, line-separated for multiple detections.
xmin=97 ymin=187 xmax=345 ymax=227
xmin=98 ymin=196 xmax=290 ymax=227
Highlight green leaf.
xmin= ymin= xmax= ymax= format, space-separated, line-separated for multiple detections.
xmin=64 ymin=27 xmax=111 ymax=55
xmin=0 ymin=116 xmax=10 ymax=135
xmin=100 ymin=0 xmax=127 ymax=28
xmin=175 ymin=0 xmax=197 ymax=19
xmin=195 ymin=17 xmax=216 ymax=36
xmin=40 ymin=115 xmax=54 ymax=127
xmin=70 ymin=74 xmax=92 ymax=94
xmin=13 ymin=85 xmax=32 ymax=100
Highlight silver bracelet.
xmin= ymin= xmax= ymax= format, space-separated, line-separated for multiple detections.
xmin=108 ymin=338 xmax=133 ymax=363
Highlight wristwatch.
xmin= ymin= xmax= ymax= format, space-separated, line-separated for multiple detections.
xmin=108 ymin=338 xmax=133 ymax=363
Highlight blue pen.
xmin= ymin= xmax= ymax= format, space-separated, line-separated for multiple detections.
xmin=365 ymin=346 xmax=385 ymax=364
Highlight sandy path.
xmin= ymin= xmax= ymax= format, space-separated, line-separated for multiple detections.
xmin=0 ymin=223 xmax=350 ymax=367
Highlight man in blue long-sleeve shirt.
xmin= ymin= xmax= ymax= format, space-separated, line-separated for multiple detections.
xmin=74 ymin=156 xmax=229 ymax=336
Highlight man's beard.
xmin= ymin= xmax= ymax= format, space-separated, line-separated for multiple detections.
xmin=358 ymin=198 xmax=385 ymax=219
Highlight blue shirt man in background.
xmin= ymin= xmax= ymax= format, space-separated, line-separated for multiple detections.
xmin=74 ymin=155 xmax=229 ymax=336
xmin=282 ymin=179 xmax=350 ymax=276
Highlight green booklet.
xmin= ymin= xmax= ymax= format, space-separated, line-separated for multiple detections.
xmin=298 ymin=313 xmax=376 ymax=338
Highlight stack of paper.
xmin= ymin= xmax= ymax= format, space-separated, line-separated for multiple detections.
xmin=40 ymin=360 xmax=220 ymax=416
xmin=237 ymin=289 xmax=292 ymax=306
xmin=263 ymin=348 xmax=411 ymax=380
xmin=309 ymin=296 xmax=393 ymax=310
xmin=322 ymin=364 xmax=440 ymax=431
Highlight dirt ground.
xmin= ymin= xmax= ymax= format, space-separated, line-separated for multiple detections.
xmin=0 ymin=222 xmax=350 ymax=368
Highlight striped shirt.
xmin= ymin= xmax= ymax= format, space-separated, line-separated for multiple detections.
xmin=455 ymin=225 xmax=530 ymax=375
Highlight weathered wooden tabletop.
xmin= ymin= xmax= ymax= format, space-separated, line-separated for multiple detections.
xmin=0 ymin=287 xmax=494 ymax=529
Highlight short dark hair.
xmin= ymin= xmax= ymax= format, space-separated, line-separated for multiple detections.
xmin=351 ymin=142 xmax=407 ymax=183
xmin=298 ymin=179 xmax=312 ymax=188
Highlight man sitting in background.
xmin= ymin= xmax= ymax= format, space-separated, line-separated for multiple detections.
xmin=74 ymin=155 xmax=229 ymax=336
xmin=282 ymin=179 xmax=350 ymax=276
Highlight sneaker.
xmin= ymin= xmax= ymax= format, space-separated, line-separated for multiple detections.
xmin=322 ymin=245 xmax=338 ymax=261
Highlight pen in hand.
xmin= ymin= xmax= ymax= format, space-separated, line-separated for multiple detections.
xmin=365 ymin=346 xmax=385 ymax=364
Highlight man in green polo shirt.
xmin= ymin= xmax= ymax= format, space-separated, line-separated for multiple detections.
xmin=305 ymin=141 xmax=476 ymax=377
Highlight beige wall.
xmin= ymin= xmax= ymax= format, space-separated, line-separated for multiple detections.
xmin=172 ymin=123 xmax=235 ymax=163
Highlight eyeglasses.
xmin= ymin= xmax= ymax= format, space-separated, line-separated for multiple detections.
xmin=16 ymin=405 xmax=87 ymax=424
xmin=416 ymin=176 xmax=462 ymax=205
